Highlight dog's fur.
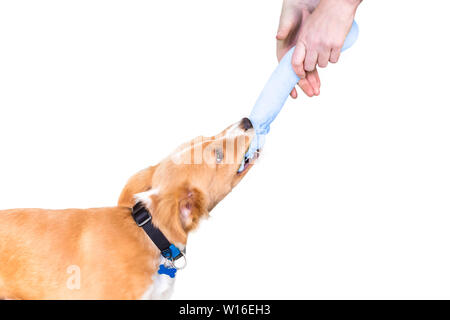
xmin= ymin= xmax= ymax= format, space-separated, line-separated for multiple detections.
xmin=0 ymin=119 xmax=255 ymax=299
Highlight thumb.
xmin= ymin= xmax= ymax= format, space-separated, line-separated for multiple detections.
xmin=292 ymin=41 xmax=306 ymax=78
xmin=276 ymin=4 xmax=300 ymax=41
xmin=276 ymin=17 xmax=295 ymax=40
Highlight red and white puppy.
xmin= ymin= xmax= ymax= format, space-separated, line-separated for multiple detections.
xmin=0 ymin=118 xmax=255 ymax=300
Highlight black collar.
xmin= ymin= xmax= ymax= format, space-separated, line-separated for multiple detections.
xmin=131 ymin=202 xmax=183 ymax=261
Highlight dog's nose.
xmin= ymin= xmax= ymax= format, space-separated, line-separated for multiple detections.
xmin=240 ymin=117 xmax=253 ymax=131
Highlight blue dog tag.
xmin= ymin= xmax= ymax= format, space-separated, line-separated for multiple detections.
xmin=158 ymin=264 xmax=177 ymax=278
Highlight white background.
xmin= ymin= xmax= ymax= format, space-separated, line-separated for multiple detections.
xmin=0 ymin=1 xmax=449 ymax=299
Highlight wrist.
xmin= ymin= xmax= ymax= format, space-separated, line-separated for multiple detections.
xmin=336 ymin=0 xmax=361 ymax=12
xmin=287 ymin=0 xmax=320 ymax=12
xmin=343 ymin=0 xmax=362 ymax=10
xmin=319 ymin=0 xmax=361 ymax=18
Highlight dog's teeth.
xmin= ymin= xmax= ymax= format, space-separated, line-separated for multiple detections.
xmin=238 ymin=159 xmax=245 ymax=173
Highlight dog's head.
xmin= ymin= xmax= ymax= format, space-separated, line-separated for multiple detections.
xmin=119 ymin=118 xmax=256 ymax=242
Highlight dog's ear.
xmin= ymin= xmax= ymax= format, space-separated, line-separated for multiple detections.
xmin=118 ymin=165 xmax=157 ymax=207
xmin=177 ymin=187 xmax=208 ymax=232
xmin=154 ymin=185 xmax=207 ymax=237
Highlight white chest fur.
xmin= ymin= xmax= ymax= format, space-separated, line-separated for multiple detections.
xmin=140 ymin=251 xmax=184 ymax=300
xmin=140 ymin=271 xmax=176 ymax=300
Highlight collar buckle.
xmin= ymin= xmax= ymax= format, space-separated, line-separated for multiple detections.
xmin=132 ymin=203 xmax=152 ymax=227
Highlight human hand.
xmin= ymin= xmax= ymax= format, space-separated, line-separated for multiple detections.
xmin=277 ymin=0 xmax=361 ymax=98
xmin=291 ymin=0 xmax=361 ymax=78
xmin=277 ymin=0 xmax=321 ymax=98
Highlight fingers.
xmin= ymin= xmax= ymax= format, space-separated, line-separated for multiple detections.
xmin=298 ymin=69 xmax=321 ymax=97
xmin=304 ymin=49 xmax=318 ymax=72
xmin=297 ymin=7 xmax=316 ymax=73
xmin=290 ymin=87 xmax=298 ymax=99
xmin=329 ymin=47 xmax=340 ymax=63
xmin=290 ymin=7 xmax=311 ymax=78
xmin=317 ymin=49 xmax=331 ymax=68
xmin=298 ymin=78 xmax=314 ymax=97
xmin=292 ymin=42 xmax=306 ymax=78
xmin=307 ymin=69 xmax=320 ymax=95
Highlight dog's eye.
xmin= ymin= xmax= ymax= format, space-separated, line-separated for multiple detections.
xmin=215 ymin=148 xmax=224 ymax=163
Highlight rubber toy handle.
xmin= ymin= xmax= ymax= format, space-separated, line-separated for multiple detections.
xmin=245 ymin=20 xmax=359 ymax=160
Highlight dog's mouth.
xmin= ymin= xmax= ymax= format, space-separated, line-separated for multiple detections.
xmin=237 ymin=148 xmax=260 ymax=175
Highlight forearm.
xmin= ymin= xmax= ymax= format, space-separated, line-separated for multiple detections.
xmin=318 ymin=0 xmax=362 ymax=16
xmin=286 ymin=0 xmax=361 ymax=12
xmin=283 ymin=0 xmax=320 ymax=11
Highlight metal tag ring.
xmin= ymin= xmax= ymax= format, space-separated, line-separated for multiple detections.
xmin=172 ymin=252 xmax=187 ymax=270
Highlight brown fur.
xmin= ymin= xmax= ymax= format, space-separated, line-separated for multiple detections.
xmin=0 ymin=119 xmax=255 ymax=299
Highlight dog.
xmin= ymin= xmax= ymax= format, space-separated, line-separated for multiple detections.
xmin=0 ymin=118 xmax=256 ymax=299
